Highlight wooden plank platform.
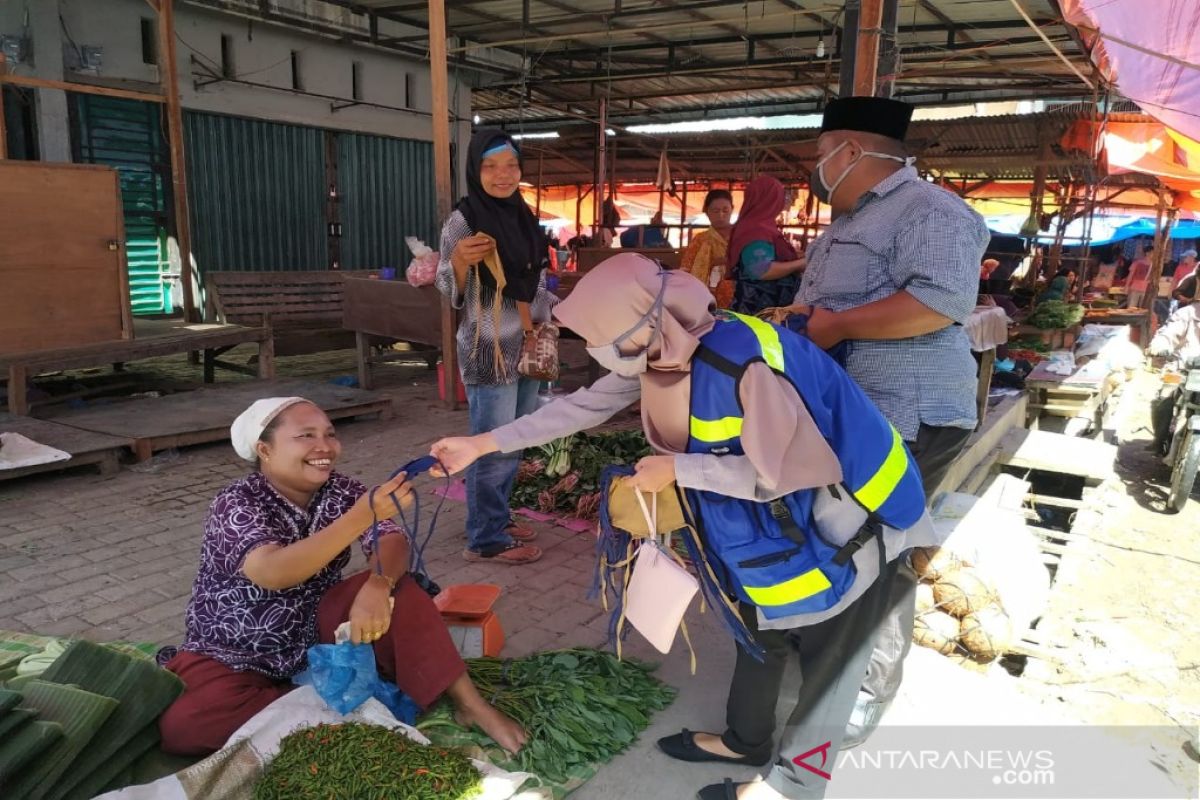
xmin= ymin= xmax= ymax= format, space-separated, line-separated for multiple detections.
xmin=999 ymin=428 xmax=1117 ymax=484
xmin=0 ymin=413 xmax=128 ymax=482
xmin=1 ymin=322 xmax=274 ymax=415
xmin=44 ymin=380 xmax=393 ymax=462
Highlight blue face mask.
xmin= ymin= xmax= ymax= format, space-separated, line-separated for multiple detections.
xmin=585 ymin=273 xmax=669 ymax=377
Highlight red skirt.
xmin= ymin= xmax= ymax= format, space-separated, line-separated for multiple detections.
xmin=159 ymin=572 xmax=465 ymax=756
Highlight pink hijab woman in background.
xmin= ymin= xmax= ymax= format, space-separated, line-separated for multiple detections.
xmin=727 ymin=176 xmax=806 ymax=316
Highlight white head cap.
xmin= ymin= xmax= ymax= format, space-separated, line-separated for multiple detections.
xmin=230 ymin=397 xmax=308 ymax=462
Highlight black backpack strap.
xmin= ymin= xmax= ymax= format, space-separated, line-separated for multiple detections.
xmin=832 ymin=516 xmax=883 ymax=566
xmin=694 ymin=345 xmax=746 ymax=379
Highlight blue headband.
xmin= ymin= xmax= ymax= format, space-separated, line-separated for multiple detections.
xmin=482 ymin=141 xmax=517 ymax=158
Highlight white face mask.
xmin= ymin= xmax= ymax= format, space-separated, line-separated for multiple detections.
xmin=585 ymin=273 xmax=668 ymax=377
xmin=812 ymin=141 xmax=915 ymax=204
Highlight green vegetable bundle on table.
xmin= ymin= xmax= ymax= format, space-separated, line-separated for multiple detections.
xmin=513 ymin=431 xmax=652 ymax=520
xmin=253 ymin=722 xmax=482 ymax=800
xmin=419 ymin=648 xmax=676 ymax=794
xmin=1027 ymin=300 xmax=1085 ymax=330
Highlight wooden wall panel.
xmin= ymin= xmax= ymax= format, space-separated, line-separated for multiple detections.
xmin=0 ymin=162 xmax=130 ymax=356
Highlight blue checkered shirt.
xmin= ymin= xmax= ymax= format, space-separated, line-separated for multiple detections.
xmin=796 ymin=167 xmax=989 ymax=441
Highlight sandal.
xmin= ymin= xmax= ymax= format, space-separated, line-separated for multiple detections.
xmin=462 ymin=543 xmax=543 ymax=565
xmin=506 ymin=521 xmax=538 ymax=542
xmin=697 ymin=778 xmax=745 ymax=800
xmin=658 ymin=729 xmax=772 ymax=767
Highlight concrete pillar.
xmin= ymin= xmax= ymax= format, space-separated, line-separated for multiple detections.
xmin=29 ymin=0 xmax=71 ymax=162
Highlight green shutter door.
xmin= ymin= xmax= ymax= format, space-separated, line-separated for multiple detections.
xmin=72 ymin=94 xmax=172 ymax=316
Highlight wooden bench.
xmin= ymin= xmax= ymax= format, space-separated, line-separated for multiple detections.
xmin=206 ymin=271 xmax=371 ymax=357
xmin=1 ymin=324 xmax=273 ymax=415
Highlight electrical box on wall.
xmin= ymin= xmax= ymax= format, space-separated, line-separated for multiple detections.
xmin=66 ymin=44 xmax=104 ymax=73
xmin=0 ymin=35 xmax=30 ymax=64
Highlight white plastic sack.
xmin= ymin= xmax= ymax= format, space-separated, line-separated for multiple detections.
xmin=930 ymin=477 xmax=1051 ymax=633
xmin=0 ymin=432 xmax=71 ymax=471
xmin=95 ymin=686 xmax=534 ymax=800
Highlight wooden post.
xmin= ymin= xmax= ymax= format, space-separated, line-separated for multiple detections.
xmin=594 ymin=97 xmax=606 ymax=238
xmin=0 ymin=54 xmax=8 ymax=160
xmin=853 ymin=0 xmax=884 ymax=96
xmin=680 ymin=179 xmax=689 ymax=246
xmin=575 ymin=184 xmax=582 ymax=239
xmin=429 ymin=0 xmax=457 ymax=409
xmin=157 ymin=0 xmax=197 ymax=322
xmin=1023 ymin=135 xmax=1052 ymax=290
xmin=535 ymin=150 xmax=543 ymax=218
xmin=1145 ymin=193 xmax=1176 ymax=317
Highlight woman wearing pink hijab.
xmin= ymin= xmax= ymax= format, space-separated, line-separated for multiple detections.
xmin=728 ymin=176 xmax=806 ymax=316
xmin=431 ymin=253 xmax=938 ymax=800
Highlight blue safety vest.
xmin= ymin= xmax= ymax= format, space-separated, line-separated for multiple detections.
xmin=685 ymin=312 xmax=926 ymax=619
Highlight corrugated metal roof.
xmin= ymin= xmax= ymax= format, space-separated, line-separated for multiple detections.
xmin=207 ymin=1 xmax=1099 ymax=129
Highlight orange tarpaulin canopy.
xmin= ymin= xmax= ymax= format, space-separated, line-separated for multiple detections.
xmin=1062 ymin=119 xmax=1200 ymax=212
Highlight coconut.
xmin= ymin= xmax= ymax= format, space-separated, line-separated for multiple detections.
xmin=914 ymin=582 xmax=936 ymax=614
xmin=912 ymin=610 xmax=961 ymax=656
xmin=909 ymin=546 xmax=966 ymax=581
xmin=959 ymin=605 xmax=1014 ymax=662
xmin=933 ymin=567 xmax=995 ymax=617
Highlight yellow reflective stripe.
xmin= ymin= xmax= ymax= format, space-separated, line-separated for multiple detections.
xmin=729 ymin=312 xmax=785 ymax=371
xmin=853 ymin=426 xmax=908 ymax=512
xmin=743 ymin=567 xmax=833 ymax=607
xmin=689 ymin=415 xmax=744 ymax=442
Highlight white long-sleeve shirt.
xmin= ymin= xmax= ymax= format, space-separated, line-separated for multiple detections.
xmin=1149 ymin=304 xmax=1200 ymax=362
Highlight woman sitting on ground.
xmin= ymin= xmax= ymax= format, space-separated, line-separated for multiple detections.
xmin=156 ymin=397 xmax=526 ymax=756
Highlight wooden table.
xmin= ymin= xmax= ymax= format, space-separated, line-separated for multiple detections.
xmin=1024 ymin=360 xmax=1115 ymax=436
xmin=1081 ymin=309 xmax=1151 ymax=347
xmin=342 ymin=278 xmax=443 ymax=390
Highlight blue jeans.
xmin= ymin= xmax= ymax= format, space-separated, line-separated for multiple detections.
xmin=464 ymin=378 xmax=542 ymax=554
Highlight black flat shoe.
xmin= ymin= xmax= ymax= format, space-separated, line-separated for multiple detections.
xmin=657 ymin=729 xmax=772 ymax=767
xmin=697 ymin=778 xmax=744 ymax=800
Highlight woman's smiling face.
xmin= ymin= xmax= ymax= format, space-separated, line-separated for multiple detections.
xmin=480 ymin=148 xmax=521 ymax=199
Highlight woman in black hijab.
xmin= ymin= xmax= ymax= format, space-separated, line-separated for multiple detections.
xmin=434 ymin=128 xmax=555 ymax=566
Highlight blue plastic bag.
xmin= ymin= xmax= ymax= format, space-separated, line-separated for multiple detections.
xmin=294 ymin=642 xmax=419 ymax=724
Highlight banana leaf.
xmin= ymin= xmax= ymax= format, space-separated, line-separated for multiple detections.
xmin=60 ymin=722 xmax=160 ymax=800
xmin=0 ymin=689 xmax=22 ymax=715
xmin=38 ymin=641 xmax=183 ymax=800
xmin=0 ymin=708 xmax=36 ymax=740
xmin=4 ymin=680 xmax=118 ymax=800
xmin=0 ymin=721 xmax=64 ymax=791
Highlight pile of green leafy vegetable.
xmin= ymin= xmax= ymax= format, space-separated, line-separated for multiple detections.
xmin=512 ymin=430 xmax=651 ymax=519
xmin=253 ymin=722 xmax=482 ymax=800
xmin=419 ymin=649 xmax=676 ymax=788
xmin=1027 ymin=300 xmax=1085 ymax=330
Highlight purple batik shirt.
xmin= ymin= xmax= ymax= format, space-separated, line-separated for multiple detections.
xmin=157 ymin=471 xmax=403 ymax=679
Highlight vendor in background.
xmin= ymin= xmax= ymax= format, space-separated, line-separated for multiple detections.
xmin=1148 ymin=305 xmax=1200 ymax=455
xmin=681 ymin=189 xmax=736 ymax=307
xmin=1038 ymin=267 xmax=1075 ymax=303
xmin=156 ymin=398 xmax=526 ymax=756
xmin=621 ymin=210 xmax=672 ymax=248
xmin=1172 ymin=250 xmax=1199 ymax=307
xmin=599 ymin=197 xmax=621 ymax=247
xmin=1127 ymin=245 xmax=1153 ymax=308
xmin=435 ymin=128 xmax=555 ymax=565
xmin=729 ymin=175 xmax=806 ymax=315
xmin=767 ymin=96 xmax=988 ymax=748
